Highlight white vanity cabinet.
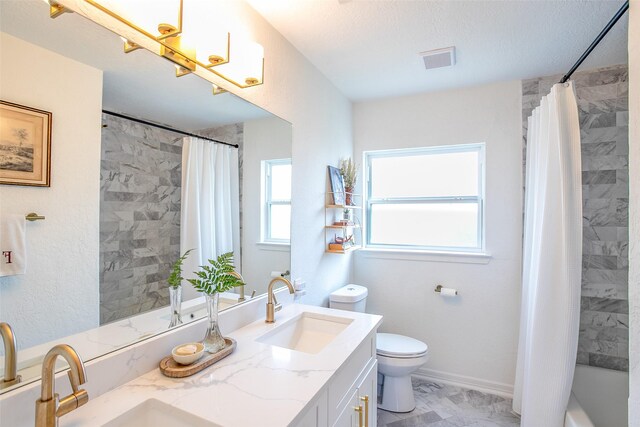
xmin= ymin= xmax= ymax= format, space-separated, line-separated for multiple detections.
xmin=332 ymin=361 xmax=377 ymax=427
xmin=295 ymin=390 xmax=329 ymax=427
xmin=294 ymin=331 xmax=378 ymax=427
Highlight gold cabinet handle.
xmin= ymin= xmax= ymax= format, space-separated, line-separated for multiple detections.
xmin=353 ymin=405 xmax=363 ymax=427
xmin=360 ymin=395 xmax=369 ymax=427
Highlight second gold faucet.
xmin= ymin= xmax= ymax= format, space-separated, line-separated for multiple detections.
xmin=266 ymin=277 xmax=295 ymax=323
xmin=0 ymin=322 xmax=20 ymax=390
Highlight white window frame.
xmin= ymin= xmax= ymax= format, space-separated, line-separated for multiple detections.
xmin=262 ymin=158 xmax=291 ymax=244
xmin=364 ymin=143 xmax=485 ymax=254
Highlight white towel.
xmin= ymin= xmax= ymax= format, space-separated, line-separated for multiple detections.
xmin=0 ymin=213 xmax=26 ymax=277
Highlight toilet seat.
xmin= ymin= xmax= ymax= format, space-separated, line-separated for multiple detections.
xmin=376 ymin=333 xmax=428 ymax=358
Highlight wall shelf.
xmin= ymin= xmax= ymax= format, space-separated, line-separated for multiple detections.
xmin=325 ymin=192 xmax=361 ymax=254
xmin=326 ymin=246 xmax=360 ymax=254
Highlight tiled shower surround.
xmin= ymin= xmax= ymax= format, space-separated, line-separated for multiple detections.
xmin=99 ymin=114 xmax=183 ymax=324
xmin=99 ymin=114 xmax=243 ymax=324
xmin=522 ymin=65 xmax=629 ymax=371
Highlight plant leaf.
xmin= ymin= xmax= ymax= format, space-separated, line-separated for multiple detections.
xmin=167 ymin=249 xmax=194 ymax=288
xmin=187 ymin=251 xmax=243 ymax=295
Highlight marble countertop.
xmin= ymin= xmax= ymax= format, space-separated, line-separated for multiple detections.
xmin=0 ymin=292 xmax=246 ymax=393
xmin=61 ymin=304 xmax=382 ymax=427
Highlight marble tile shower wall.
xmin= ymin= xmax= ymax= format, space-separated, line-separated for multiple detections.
xmin=99 ymin=114 xmax=183 ymax=324
xmin=522 ymin=65 xmax=629 ymax=371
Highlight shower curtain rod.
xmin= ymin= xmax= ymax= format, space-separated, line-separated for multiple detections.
xmin=559 ymin=0 xmax=629 ymax=84
xmin=101 ymin=110 xmax=239 ymax=148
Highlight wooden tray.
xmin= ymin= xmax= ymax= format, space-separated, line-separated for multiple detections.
xmin=159 ymin=338 xmax=236 ymax=378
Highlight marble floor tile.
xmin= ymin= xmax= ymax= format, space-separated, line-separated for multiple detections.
xmin=386 ymin=411 xmax=443 ymax=427
xmin=377 ymin=378 xmax=520 ymax=427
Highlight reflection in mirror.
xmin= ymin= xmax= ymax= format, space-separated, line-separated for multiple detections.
xmin=0 ymin=0 xmax=291 ymax=394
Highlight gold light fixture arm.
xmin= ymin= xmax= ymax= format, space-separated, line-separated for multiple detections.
xmin=122 ymin=39 xmax=140 ymax=53
xmin=212 ymin=85 xmax=227 ymax=95
xmin=160 ymin=35 xmax=196 ymax=73
xmin=49 ymin=2 xmax=71 ymax=19
xmin=156 ymin=0 xmax=183 ymax=40
xmin=175 ymin=65 xmax=192 ymax=77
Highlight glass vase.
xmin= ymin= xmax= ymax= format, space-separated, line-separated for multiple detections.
xmin=203 ymin=293 xmax=226 ymax=353
xmin=168 ymin=286 xmax=183 ymax=328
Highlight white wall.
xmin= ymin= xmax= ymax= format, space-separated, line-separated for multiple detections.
xmin=203 ymin=1 xmax=354 ymax=306
xmin=352 ymin=81 xmax=523 ymax=391
xmin=242 ymin=117 xmax=292 ymax=296
xmin=628 ymin=0 xmax=639 ymax=425
xmin=0 ymin=32 xmax=103 ymax=350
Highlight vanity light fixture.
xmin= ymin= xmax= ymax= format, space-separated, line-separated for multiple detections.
xmin=211 ymin=38 xmax=264 ymax=87
xmin=182 ymin=5 xmax=230 ymax=68
xmin=47 ymin=0 xmax=264 ymax=90
xmin=160 ymin=35 xmax=196 ymax=73
xmin=120 ymin=37 xmax=140 ymax=53
xmin=86 ymin=0 xmax=184 ymax=40
xmin=212 ymin=84 xmax=227 ymax=95
xmin=175 ymin=64 xmax=192 ymax=77
xmin=49 ymin=1 xmax=70 ymax=18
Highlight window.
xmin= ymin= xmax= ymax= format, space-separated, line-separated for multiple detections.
xmin=364 ymin=144 xmax=485 ymax=252
xmin=262 ymin=159 xmax=291 ymax=243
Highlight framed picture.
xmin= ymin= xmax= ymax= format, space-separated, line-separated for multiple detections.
xmin=0 ymin=101 xmax=52 ymax=187
xmin=328 ymin=165 xmax=345 ymax=205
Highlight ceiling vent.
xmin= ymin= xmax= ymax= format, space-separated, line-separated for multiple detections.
xmin=419 ymin=47 xmax=456 ymax=70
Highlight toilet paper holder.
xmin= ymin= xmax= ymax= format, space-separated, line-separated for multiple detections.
xmin=434 ymin=285 xmax=458 ymax=295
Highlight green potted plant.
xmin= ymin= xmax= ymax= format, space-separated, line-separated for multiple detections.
xmin=167 ymin=249 xmax=193 ymax=328
xmin=339 ymin=157 xmax=358 ymax=206
xmin=188 ymin=252 xmax=244 ymax=353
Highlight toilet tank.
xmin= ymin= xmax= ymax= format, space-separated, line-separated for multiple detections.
xmin=329 ymin=284 xmax=368 ymax=312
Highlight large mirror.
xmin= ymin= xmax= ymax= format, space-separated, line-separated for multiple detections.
xmin=0 ymin=0 xmax=291 ymax=393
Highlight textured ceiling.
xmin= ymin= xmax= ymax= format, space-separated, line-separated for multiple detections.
xmin=248 ymin=0 xmax=629 ymax=100
xmin=0 ymin=0 xmax=272 ymax=130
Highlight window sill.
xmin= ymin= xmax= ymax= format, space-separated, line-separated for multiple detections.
xmin=256 ymin=242 xmax=291 ymax=252
xmin=357 ymin=248 xmax=492 ymax=264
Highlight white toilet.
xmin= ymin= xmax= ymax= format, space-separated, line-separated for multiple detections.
xmin=329 ymin=284 xmax=429 ymax=413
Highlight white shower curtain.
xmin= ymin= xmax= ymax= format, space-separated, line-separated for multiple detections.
xmin=180 ymin=137 xmax=240 ymax=301
xmin=513 ymin=82 xmax=582 ymax=425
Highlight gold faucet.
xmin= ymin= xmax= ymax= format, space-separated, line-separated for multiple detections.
xmin=266 ymin=277 xmax=295 ymax=323
xmin=0 ymin=322 xmax=20 ymax=389
xmin=229 ymin=271 xmax=246 ymax=302
xmin=35 ymin=344 xmax=89 ymax=427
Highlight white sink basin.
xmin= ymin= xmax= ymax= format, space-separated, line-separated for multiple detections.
xmin=257 ymin=312 xmax=353 ymax=354
xmin=102 ymin=399 xmax=219 ymax=427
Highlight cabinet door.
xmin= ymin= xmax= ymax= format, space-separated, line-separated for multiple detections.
xmin=294 ymin=390 xmax=328 ymax=427
xmin=357 ymin=361 xmax=377 ymax=427
xmin=332 ymin=388 xmax=359 ymax=427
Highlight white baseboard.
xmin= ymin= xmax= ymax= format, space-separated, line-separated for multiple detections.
xmin=414 ymin=368 xmax=514 ymax=399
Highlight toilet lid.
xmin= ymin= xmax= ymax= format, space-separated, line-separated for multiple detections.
xmin=376 ymin=333 xmax=428 ymax=358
